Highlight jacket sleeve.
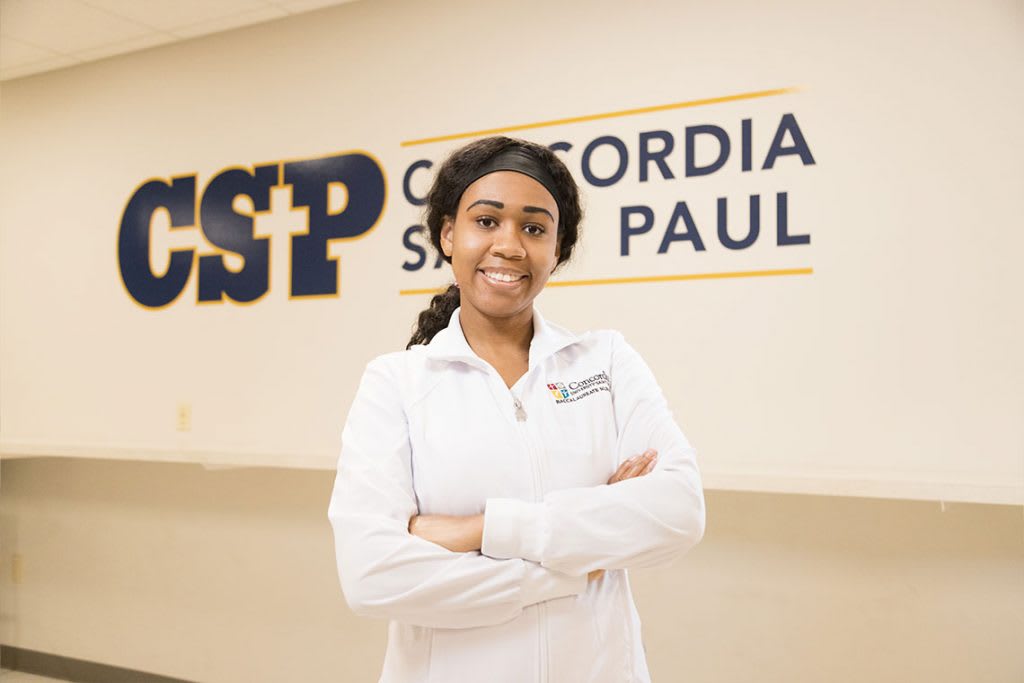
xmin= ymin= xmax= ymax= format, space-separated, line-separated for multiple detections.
xmin=480 ymin=331 xmax=706 ymax=575
xmin=327 ymin=356 xmax=587 ymax=629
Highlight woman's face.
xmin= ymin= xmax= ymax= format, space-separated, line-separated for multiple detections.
xmin=440 ymin=170 xmax=560 ymax=325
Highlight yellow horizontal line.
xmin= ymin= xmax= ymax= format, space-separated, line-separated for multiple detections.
xmin=400 ymin=286 xmax=454 ymax=296
xmin=399 ymin=267 xmax=813 ymax=295
xmin=547 ymin=267 xmax=813 ymax=287
xmin=400 ymin=87 xmax=800 ymax=147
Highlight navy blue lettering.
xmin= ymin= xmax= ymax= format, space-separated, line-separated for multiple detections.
xmin=402 ymin=159 xmax=432 ymax=207
xmin=284 ymin=152 xmax=386 ymax=297
xmin=658 ymin=202 xmax=706 ymax=253
xmin=717 ymin=195 xmax=760 ymax=250
xmin=776 ymin=192 xmax=810 ymax=245
xmin=620 ymin=205 xmax=654 ymax=256
xmin=741 ymin=119 xmax=752 ymax=172
xmin=763 ymin=114 xmax=816 ymax=169
xmin=581 ymin=135 xmax=628 ymax=187
xmin=549 ymin=141 xmax=573 ymax=154
xmin=197 ymin=165 xmax=276 ymax=303
xmin=639 ymin=131 xmax=675 ymax=182
xmin=685 ymin=125 xmax=730 ymax=177
xmin=402 ymin=225 xmax=427 ymax=271
xmin=118 ymin=176 xmax=196 ymax=308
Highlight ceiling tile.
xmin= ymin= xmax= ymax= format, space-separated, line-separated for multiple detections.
xmin=71 ymin=30 xmax=176 ymax=62
xmin=0 ymin=35 xmax=60 ymax=67
xmin=1 ymin=0 xmax=152 ymax=54
xmin=169 ymin=5 xmax=288 ymax=39
xmin=276 ymin=0 xmax=357 ymax=12
xmin=0 ymin=0 xmax=368 ymax=81
xmin=84 ymin=0 xmax=274 ymax=32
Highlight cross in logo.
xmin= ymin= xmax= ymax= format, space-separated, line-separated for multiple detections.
xmin=547 ymin=383 xmax=570 ymax=400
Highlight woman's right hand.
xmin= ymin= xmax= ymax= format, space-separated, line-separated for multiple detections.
xmin=588 ymin=449 xmax=659 ymax=582
xmin=606 ymin=448 xmax=658 ymax=485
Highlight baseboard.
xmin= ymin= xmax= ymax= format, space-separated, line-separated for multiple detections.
xmin=0 ymin=646 xmax=196 ymax=683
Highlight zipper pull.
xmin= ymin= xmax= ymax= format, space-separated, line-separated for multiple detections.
xmin=513 ymin=397 xmax=527 ymax=422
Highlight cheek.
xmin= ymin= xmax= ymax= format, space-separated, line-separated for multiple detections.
xmin=451 ymin=224 xmax=482 ymax=252
xmin=545 ymin=237 xmax=562 ymax=266
xmin=532 ymin=247 xmax=560 ymax=279
xmin=449 ymin=234 xmax=483 ymax=274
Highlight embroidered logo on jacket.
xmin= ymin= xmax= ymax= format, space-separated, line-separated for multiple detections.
xmin=547 ymin=382 xmax=570 ymax=399
xmin=546 ymin=372 xmax=611 ymax=404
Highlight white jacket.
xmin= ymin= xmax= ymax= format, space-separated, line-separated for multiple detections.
xmin=328 ymin=307 xmax=705 ymax=683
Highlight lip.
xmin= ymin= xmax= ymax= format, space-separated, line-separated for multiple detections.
xmin=477 ymin=268 xmax=529 ymax=287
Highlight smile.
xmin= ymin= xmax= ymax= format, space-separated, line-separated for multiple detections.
xmin=480 ymin=269 xmax=528 ymax=285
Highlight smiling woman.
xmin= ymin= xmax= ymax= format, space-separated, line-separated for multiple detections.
xmin=406 ymin=137 xmax=581 ymax=350
xmin=327 ymin=136 xmax=706 ymax=683
xmin=439 ymin=170 xmax=561 ymax=383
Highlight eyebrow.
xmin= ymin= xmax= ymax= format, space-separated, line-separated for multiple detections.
xmin=466 ymin=199 xmax=504 ymax=211
xmin=523 ymin=205 xmax=555 ymax=221
xmin=466 ymin=199 xmax=555 ymax=221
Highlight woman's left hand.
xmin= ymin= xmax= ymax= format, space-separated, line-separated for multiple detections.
xmin=408 ymin=513 xmax=484 ymax=553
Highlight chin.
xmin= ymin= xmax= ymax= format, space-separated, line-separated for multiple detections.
xmin=464 ymin=294 xmax=535 ymax=320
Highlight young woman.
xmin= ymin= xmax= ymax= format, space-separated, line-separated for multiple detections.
xmin=328 ymin=136 xmax=705 ymax=683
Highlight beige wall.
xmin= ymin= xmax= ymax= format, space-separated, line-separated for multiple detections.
xmin=1 ymin=1 xmax=1022 ymax=680
xmin=1 ymin=457 xmax=1021 ymax=682
xmin=2 ymin=0 xmax=1022 ymax=503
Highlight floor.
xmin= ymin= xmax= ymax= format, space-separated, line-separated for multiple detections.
xmin=0 ymin=671 xmax=67 ymax=682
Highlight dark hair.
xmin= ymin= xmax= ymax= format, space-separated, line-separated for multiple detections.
xmin=406 ymin=136 xmax=583 ymax=348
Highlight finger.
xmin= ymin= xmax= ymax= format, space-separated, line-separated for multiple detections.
xmin=613 ymin=455 xmax=644 ymax=482
xmin=608 ymin=450 xmax=654 ymax=484
xmin=614 ymin=458 xmax=638 ymax=481
xmin=607 ymin=456 xmax=638 ymax=484
xmin=622 ymin=450 xmax=656 ymax=479
xmin=639 ymin=451 xmax=659 ymax=474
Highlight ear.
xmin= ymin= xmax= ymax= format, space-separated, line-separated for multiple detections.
xmin=440 ymin=216 xmax=454 ymax=258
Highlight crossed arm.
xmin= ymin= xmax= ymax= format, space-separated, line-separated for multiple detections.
xmin=408 ymin=449 xmax=660 ymax=580
xmin=410 ymin=333 xmax=704 ymax=578
xmin=330 ymin=334 xmax=704 ymax=628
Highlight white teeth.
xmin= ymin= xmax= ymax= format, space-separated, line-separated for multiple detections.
xmin=483 ymin=271 xmax=523 ymax=283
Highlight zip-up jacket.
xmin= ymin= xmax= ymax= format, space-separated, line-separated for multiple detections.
xmin=328 ymin=307 xmax=706 ymax=682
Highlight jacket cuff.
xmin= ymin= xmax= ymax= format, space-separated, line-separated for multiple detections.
xmin=482 ymin=497 xmax=545 ymax=562
xmin=520 ymin=561 xmax=587 ymax=603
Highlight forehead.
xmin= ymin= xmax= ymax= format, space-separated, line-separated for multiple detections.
xmin=458 ymin=171 xmax=559 ymax=214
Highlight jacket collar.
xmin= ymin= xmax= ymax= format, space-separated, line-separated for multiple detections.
xmin=424 ymin=306 xmax=580 ymax=370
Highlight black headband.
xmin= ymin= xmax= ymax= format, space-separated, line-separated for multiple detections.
xmin=458 ymin=148 xmax=563 ymax=222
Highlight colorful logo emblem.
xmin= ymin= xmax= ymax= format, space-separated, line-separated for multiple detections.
xmin=547 ymin=382 xmax=570 ymax=399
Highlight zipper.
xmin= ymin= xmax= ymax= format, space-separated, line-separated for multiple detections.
xmin=513 ymin=396 xmax=527 ymax=421
xmin=510 ymin=388 xmax=549 ymax=683
xmin=509 ymin=391 xmax=542 ymax=502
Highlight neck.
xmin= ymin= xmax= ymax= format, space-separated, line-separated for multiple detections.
xmin=458 ymin=305 xmax=534 ymax=360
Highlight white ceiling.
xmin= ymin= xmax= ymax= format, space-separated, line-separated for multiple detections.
xmin=0 ymin=0 xmax=358 ymax=81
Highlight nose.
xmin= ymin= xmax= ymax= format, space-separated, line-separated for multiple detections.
xmin=490 ymin=221 xmax=526 ymax=260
